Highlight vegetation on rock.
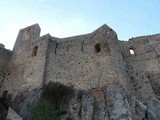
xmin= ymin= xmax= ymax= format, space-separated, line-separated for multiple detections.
xmin=0 ymin=103 xmax=7 ymax=120
xmin=28 ymin=97 xmax=58 ymax=120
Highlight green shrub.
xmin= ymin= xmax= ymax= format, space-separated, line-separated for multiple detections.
xmin=28 ymin=97 xmax=58 ymax=120
xmin=0 ymin=113 xmax=6 ymax=120
xmin=0 ymin=103 xmax=7 ymax=120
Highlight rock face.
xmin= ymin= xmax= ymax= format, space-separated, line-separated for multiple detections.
xmin=6 ymin=108 xmax=22 ymax=120
xmin=0 ymin=43 xmax=5 ymax=48
xmin=0 ymin=23 xmax=160 ymax=119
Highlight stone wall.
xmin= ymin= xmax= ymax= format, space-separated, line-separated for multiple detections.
xmin=1 ymin=24 xmax=160 ymax=119
xmin=120 ymin=34 xmax=160 ymax=99
xmin=1 ymin=24 xmax=49 ymax=99
xmin=45 ymin=25 xmax=126 ymax=92
xmin=1 ymin=23 xmax=160 ymax=101
xmin=0 ymin=46 xmax=11 ymax=94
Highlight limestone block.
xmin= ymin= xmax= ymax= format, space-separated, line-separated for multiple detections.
xmin=68 ymin=99 xmax=80 ymax=120
xmin=147 ymin=97 xmax=160 ymax=119
xmin=81 ymin=92 xmax=94 ymax=120
xmin=6 ymin=107 xmax=23 ymax=120
xmin=90 ymin=78 xmax=99 ymax=89
xmin=130 ymin=97 xmax=147 ymax=120
xmin=104 ymin=85 xmax=132 ymax=120
xmin=93 ymin=98 xmax=109 ymax=120
xmin=58 ymin=113 xmax=69 ymax=120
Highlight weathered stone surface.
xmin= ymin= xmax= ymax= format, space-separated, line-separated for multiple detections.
xmin=6 ymin=107 xmax=22 ymax=120
xmin=90 ymin=78 xmax=99 ymax=89
xmin=128 ymin=96 xmax=147 ymax=120
xmin=105 ymin=85 xmax=132 ymax=120
xmin=1 ymin=24 xmax=160 ymax=120
xmin=68 ymin=90 xmax=81 ymax=120
xmin=0 ymin=43 xmax=5 ymax=48
xmin=81 ymin=91 xmax=94 ymax=120
xmin=18 ymin=89 xmax=42 ymax=120
xmin=147 ymin=110 xmax=158 ymax=120
xmin=147 ymin=97 xmax=160 ymax=119
xmin=93 ymin=98 xmax=109 ymax=120
xmin=58 ymin=113 xmax=69 ymax=120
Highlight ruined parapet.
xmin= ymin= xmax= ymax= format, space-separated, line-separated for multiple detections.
xmin=51 ymin=24 xmax=117 ymax=56
xmin=12 ymin=24 xmax=40 ymax=55
xmin=1 ymin=24 xmax=49 ymax=98
xmin=16 ymin=23 xmax=40 ymax=41
xmin=129 ymin=33 xmax=160 ymax=41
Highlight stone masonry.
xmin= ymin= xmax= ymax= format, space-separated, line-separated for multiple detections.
xmin=0 ymin=24 xmax=160 ymax=120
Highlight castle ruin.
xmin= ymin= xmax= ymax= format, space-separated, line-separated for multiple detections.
xmin=0 ymin=24 xmax=160 ymax=120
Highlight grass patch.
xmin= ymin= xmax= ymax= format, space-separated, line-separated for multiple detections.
xmin=28 ymin=97 xmax=58 ymax=120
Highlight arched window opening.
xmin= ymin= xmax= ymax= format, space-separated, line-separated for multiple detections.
xmin=32 ymin=46 xmax=38 ymax=57
xmin=130 ymin=48 xmax=135 ymax=55
xmin=95 ymin=43 xmax=101 ymax=53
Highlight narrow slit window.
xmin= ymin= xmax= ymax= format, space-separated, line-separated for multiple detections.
xmin=2 ymin=90 xmax=8 ymax=100
xmin=130 ymin=49 xmax=135 ymax=55
xmin=82 ymin=41 xmax=84 ymax=51
xmin=55 ymin=43 xmax=58 ymax=54
xmin=95 ymin=43 xmax=101 ymax=53
xmin=32 ymin=46 xmax=38 ymax=56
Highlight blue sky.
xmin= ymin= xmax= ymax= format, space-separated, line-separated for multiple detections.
xmin=0 ymin=0 xmax=160 ymax=49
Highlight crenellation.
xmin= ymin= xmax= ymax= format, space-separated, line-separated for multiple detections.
xmin=129 ymin=33 xmax=160 ymax=41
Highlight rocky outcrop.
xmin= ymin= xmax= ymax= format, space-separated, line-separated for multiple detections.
xmin=6 ymin=108 xmax=22 ymax=120
xmin=3 ymin=82 xmax=159 ymax=120
xmin=0 ymin=43 xmax=5 ymax=48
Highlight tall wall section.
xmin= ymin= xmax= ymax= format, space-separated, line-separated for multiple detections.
xmin=0 ymin=45 xmax=11 ymax=94
xmin=1 ymin=24 xmax=50 ymax=98
xmin=45 ymin=24 xmax=132 ymax=94
xmin=120 ymin=34 xmax=160 ymax=100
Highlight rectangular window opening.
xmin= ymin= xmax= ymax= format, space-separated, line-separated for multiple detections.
xmin=95 ymin=43 xmax=101 ymax=53
xmin=32 ymin=46 xmax=38 ymax=57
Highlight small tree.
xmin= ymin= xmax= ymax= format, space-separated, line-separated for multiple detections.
xmin=28 ymin=97 xmax=58 ymax=120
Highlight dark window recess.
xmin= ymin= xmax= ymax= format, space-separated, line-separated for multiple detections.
xmin=129 ymin=48 xmax=135 ymax=55
xmin=67 ymin=45 xmax=69 ymax=51
xmin=82 ymin=41 xmax=84 ymax=51
xmin=55 ymin=43 xmax=58 ymax=54
xmin=147 ymin=75 xmax=151 ymax=79
xmin=2 ymin=90 xmax=8 ymax=100
xmin=32 ymin=46 xmax=38 ymax=56
xmin=95 ymin=43 xmax=101 ymax=53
